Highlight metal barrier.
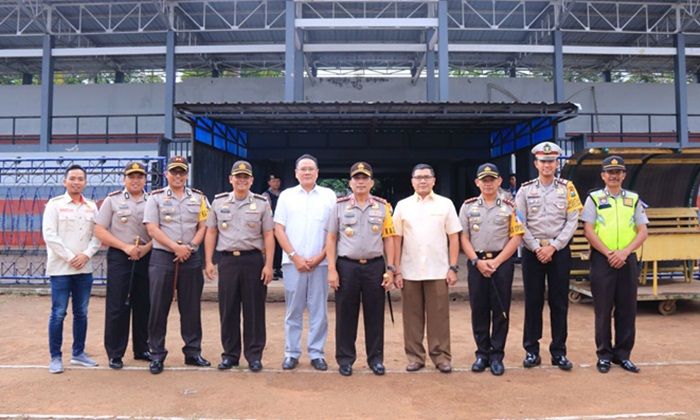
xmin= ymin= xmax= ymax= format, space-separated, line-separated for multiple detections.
xmin=575 ymin=112 xmax=700 ymax=144
xmin=0 ymin=156 xmax=166 ymax=285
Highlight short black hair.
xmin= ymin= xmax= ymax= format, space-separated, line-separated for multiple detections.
xmin=64 ymin=164 xmax=86 ymax=178
xmin=295 ymin=154 xmax=318 ymax=169
xmin=509 ymin=173 xmax=517 ymax=178
xmin=411 ymin=163 xmax=434 ymax=177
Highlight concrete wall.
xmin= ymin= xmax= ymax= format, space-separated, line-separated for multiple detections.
xmin=2 ymin=77 xmax=699 ymax=134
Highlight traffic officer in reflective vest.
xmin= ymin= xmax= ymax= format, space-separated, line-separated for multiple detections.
xmin=326 ymin=162 xmax=396 ymax=377
xmin=515 ymin=141 xmax=582 ymax=370
xmin=581 ymin=156 xmax=648 ymax=374
xmin=95 ymin=162 xmax=153 ymax=369
xmin=143 ymin=156 xmax=210 ymax=374
xmin=459 ymin=163 xmax=524 ymax=376
xmin=204 ymin=160 xmax=275 ymax=372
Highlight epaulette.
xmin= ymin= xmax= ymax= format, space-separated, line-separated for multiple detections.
xmin=151 ymin=188 xmax=165 ymax=195
xmin=556 ymin=178 xmax=569 ymax=186
xmin=371 ymin=196 xmax=387 ymax=204
xmin=336 ymin=195 xmax=351 ymax=203
xmin=253 ymin=193 xmax=268 ymax=201
xmin=464 ymin=197 xmax=479 ymax=204
xmin=521 ymin=179 xmax=537 ymax=187
xmin=214 ymin=192 xmax=229 ymax=199
xmin=503 ymin=198 xmax=516 ymax=208
xmin=190 ymin=188 xmax=205 ymax=195
xmin=108 ymin=190 xmax=122 ymax=197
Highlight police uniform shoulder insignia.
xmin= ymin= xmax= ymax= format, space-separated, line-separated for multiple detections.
xmin=371 ymin=196 xmax=387 ymax=204
xmin=556 ymin=178 xmax=569 ymax=186
xmin=336 ymin=195 xmax=352 ymax=203
xmin=190 ymin=188 xmax=205 ymax=196
xmin=151 ymin=188 xmax=165 ymax=195
xmin=252 ymin=193 xmax=268 ymax=201
xmin=464 ymin=197 xmax=479 ymax=204
xmin=214 ymin=192 xmax=229 ymax=199
xmin=521 ymin=179 xmax=537 ymax=187
xmin=107 ymin=190 xmax=122 ymax=197
xmin=503 ymin=198 xmax=516 ymax=208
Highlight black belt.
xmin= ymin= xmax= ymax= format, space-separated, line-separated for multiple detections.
xmin=476 ymin=250 xmax=501 ymax=260
xmin=337 ymin=256 xmax=383 ymax=265
xmin=218 ymin=249 xmax=261 ymax=257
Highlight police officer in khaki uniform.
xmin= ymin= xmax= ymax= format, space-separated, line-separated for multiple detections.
xmin=204 ymin=161 xmax=275 ymax=372
xmin=95 ymin=162 xmax=153 ymax=369
xmin=582 ymin=156 xmax=648 ymax=373
xmin=515 ymin=142 xmax=582 ymax=370
xmin=459 ymin=163 xmax=524 ymax=376
xmin=326 ymin=162 xmax=396 ymax=377
xmin=143 ymin=156 xmax=210 ymax=374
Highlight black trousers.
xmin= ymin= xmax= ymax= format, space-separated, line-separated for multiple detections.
xmin=273 ymin=240 xmax=282 ymax=272
xmin=467 ymin=256 xmax=514 ymax=362
xmin=217 ymin=251 xmax=267 ymax=363
xmin=104 ymin=247 xmax=150 ymax=359
xmin=590 ymin=250 xmax=639 ymax=361
xmin=147 ymin=249 xmax=204 ymax=362
xmin=522 ymin=246 xmax=572 ymax=357
xmin=335 ymin=257 xmax=385 ymax=366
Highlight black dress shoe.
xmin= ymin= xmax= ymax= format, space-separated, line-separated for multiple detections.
xmin=249 ymin=360 xmax=263 ymax=372
xmin=523 ymin=352 xmax=541 ymax=368
xmin=282 ymin=357 xmax=299 ymax=370
xmin=596 ymin=359 xmax=611 ymax=373
xmin=490 ymin=360 xmax=505 ymax=376
xmin=338 ymin=365 xmax=352 ymax=376
xmin=551 ymin=355 xmax=573 ymax=371
xmin=185 ymin=354 xmax=211 ymax=367
xmin=311 ymin=358 xmax=328 ymax=371
xmin=614 ymin=359 xmax=640 ymax=373
xmin=471 ymin=357 xmax=489 ymax=372
xmin=217 ymin=358 xmax=239 ymax=370
xmin=134 ymin=351 xmax=151 ymax=361
xmin=109 ymin=358 xmax=123 ymax=370
xmin=369 ymin=362 xmax=385 ymax=376
xmin=149 ymin=360 xmax=163 ymax=374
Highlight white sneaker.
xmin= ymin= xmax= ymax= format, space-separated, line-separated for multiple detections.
xmin=70 ymin=352 xmax=98 ymax=367
xmin=49 ymin=357 xmax=64 ymax=374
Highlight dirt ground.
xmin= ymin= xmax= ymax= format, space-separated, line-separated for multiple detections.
xmin=1 ymin=291 xmax=700 ymax=420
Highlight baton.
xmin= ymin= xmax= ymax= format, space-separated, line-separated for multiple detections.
xmin=124 ymin=236 xmax=140 ymax=306
xmin=172 ymin=260 xmax=180 ymax=302
xmin=386 ymin=291 xmax=395 ymax=325
xmin=489 ymin=272 xmax=508 ymax=320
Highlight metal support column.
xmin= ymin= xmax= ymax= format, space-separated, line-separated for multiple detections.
xmin=426 ymin=28 xmax=436 ymax=102
xmin=39 ymin=35 xmax=54 ymax=151
xmin=284 ymin=0 xmax=296 ymax=102
xmin=437 ymin=0 xmax=449 ymax=102
xmin=674 ymin=32 xmax=689 ymax=149
xmin=552 ymin=29 xmax=565 ymax=141
xmin=22 ymin=73 xmax=33 ymax=85
xmin=164 ymin=29 xmax=176 ymax=140
xmin=294 ymin=29 xmax=304 ymax=101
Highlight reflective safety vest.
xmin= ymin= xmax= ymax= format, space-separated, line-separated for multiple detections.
xmin=589 ymin=189 xmax=639 ymax=251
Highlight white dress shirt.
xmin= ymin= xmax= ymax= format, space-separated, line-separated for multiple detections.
xmin=393 ymin=192 xmax=462 ymax=281
xmin=42 ymin=192 xmax=102 ymax=276
xmin=274 ymin=184 xmax=337 ymax=265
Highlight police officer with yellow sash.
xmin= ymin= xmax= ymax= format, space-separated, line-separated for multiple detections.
xmin=326 ymin=162 xmax=396 ymax=377
xmin=459 ymin=163 xmax=524 ymax=376
xmin=582 ymin=156 xmax=648 ymax=374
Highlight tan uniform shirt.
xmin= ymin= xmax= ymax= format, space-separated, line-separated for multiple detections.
xmin=392 ymin=192 xmax=462 ymax=281
xmin=514 ymin=178 xmax=582 ymax=252
xmin=142 ymin=186 xmax=210 ymax=251
xmin=95 ymin=189 xmax=151 ymax=245
xmin=458 ymin=193 xmax=525 ymax=252
xmin=326 ymin=194 xmax=396 ymax=260
xmin=206 ymin=191 xmax=274 ymax=252
xmin=42 ymin=193 xmax=101 ymax=276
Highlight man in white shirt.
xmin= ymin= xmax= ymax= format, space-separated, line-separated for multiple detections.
xmin=42 ymin=164 xmax=102 ymax=374
xmin=393 ymin=163 xmax=462 ymax=374
xmin=274 ymin=154 xmax=337 ymax=371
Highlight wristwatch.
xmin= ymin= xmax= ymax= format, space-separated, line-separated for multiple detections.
xmin=386 ymin=265 xmax=397 ymax=273
xmin=188 ymin=242 xmax=199 ymax=252
xmin=449 ymin=264 xmax=459 ymax=273
xmin=470 ymin=258 xmax=479 ymax=266
xmin=288 ymin=250 xmax=296 ymax=258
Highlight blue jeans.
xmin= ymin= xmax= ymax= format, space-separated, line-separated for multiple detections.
xmin=48 ymin=274 xmax=94 ymax=358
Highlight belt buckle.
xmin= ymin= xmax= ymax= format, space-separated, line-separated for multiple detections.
xmin=359 ymin=259 xmax=368 ymax=264
xmin=485 ymin=252 xmax=493 ymax=259
xmin=232 ymin=250 xmax=241 ymax=256
xmin=540 ymin=239 xmax=550 ymax=247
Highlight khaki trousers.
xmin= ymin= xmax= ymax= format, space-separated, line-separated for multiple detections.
xmin=401 ymin=279 xmax=451 ymax=366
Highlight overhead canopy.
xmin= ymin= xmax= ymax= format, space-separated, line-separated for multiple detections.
xmin=175 ymin=101 xmax=579 ymax=133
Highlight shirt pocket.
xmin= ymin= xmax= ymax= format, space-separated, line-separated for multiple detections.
xmin=527 ymin=197 xmax=542 ymax=214
xmin=160 ymin=206 xmax=175 ymax=222
xmin=368 ymin=216 xmax=383 ymax=234
xmin=243 ymin=212 xmax=261 ymax=231
xmin=58 ymin=210 xmax=77 ymax=229
xmin=494 ymin=214 xmax=509 ymax=226
xmin=116 ymin=209 xmax=132 ymax=224
xmin=216 ymin=211 xmax=232 ymax=229
xmin=184 ymin=204 xmax=201 ymax=223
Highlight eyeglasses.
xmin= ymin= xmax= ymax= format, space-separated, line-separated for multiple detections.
xmin=412 ymin=175 xmax=434 ymax=180
xmin=297 ymin=167 xmax=318 ymax=173
xmin=168 ymin=170 xmax=188 ymax=176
